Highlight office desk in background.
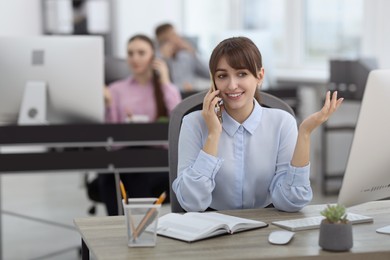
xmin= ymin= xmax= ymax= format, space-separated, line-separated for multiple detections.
xmin=0 ymin=123 xmax=169 ymax=260
xmin=0 ymin=123 xmax=169 ymax=172
xmin=74 ymin=200 xmax=390 ymax=260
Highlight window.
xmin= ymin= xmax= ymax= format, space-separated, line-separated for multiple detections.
xmin=182 ymin=0 xmax=364 ymax=72
xmin=304 ymin=0 xmax=364 ymax=65
xmin=243 ymin=0 xmax=286 ymax=64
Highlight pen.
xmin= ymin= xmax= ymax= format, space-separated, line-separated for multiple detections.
xmin=134 ymin=191 xmax=166 ymax=238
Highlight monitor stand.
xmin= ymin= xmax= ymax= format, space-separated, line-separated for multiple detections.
xmin=17 ymin=81 xmax=48 ymax=125
xmin=1 ymin=81 xmax=49 ymax=154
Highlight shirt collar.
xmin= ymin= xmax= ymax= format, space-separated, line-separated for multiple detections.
xmin=222 ymin=99 xmax=263 ymax=136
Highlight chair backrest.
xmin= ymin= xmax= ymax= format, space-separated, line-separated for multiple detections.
xmin=104 ymin=56 xmax=130 ymax=85
xmin=168 ymin=90 xmax=295 ymax=212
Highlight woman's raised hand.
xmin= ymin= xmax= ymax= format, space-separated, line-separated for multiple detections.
xmin=299 ymin=91 xmax=344 ymax=135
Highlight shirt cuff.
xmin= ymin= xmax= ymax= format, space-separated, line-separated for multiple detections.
xmin=285 ymin=163 xmax=311 ymax=186
xmin=192 ymin=150 xmax=223 ymax=179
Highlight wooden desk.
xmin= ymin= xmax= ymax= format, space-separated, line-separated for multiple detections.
xmin=74 ymin=200 xmax=390 ymax=260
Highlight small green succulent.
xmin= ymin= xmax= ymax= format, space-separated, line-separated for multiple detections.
xmin=320 ymin=204 xmax=348 ymax=224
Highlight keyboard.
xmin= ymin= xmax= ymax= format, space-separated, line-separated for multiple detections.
xmin=272 ymin=213 xmax=373 ymax=231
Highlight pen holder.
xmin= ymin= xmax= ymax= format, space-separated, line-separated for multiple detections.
xmin=122 ymin=198 xmax=161 ymax=247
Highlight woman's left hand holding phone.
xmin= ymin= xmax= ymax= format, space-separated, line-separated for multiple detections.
xmin=152 ymin=58 xmax=171 ymax=85
xmin=201 ymin=89 xmax=223 ymax=157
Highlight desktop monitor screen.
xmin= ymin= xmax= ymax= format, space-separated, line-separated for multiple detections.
xmin=338 ymin=69 xmax=390 ymax=207
xmin=0 ymin=36 xmax=104 ymax=125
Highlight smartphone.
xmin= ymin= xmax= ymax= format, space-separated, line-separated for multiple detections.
xmin=211 ymin=79 xmax=223 ymax=124
xmin=153 ymin=68 xmax=160 ymax=77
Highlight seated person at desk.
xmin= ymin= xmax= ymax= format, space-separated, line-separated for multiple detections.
xmin=155 ymin=23 xmax=210 ymax=93
xmin=173 ymin=37 xmax=343 ymax=212
xmin=100 ymin=34 xmax=181 ymax=215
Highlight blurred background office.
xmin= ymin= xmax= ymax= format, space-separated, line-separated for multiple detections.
xmin=0 ymin=0 xmax=389 ymax=259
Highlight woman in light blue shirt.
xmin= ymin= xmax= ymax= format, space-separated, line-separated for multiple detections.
xmin=172 ymin=37 xmax=343 ymax=212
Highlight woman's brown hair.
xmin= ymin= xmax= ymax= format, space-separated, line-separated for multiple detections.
xmin=209 ymin=36 xmax=263 ymax=101
xmin=128 ymin=34 xmax=168 ymax=119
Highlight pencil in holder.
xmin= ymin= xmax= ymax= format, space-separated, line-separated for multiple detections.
xmin=122 ymin=198 xmax=161 ymax=247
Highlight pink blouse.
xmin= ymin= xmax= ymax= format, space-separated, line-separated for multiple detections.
xmin=105 ymin=77 xmax=182 ymax=123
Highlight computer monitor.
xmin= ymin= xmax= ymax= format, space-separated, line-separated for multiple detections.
xmin=0 ymin=36 xmax=104 ymax=125
xmin=338 ymin=69 xmax=390 ymax=207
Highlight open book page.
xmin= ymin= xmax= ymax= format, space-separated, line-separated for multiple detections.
xmin=157 ymin=212 xmax=267 ymax=242
xmin=157 ymin=213 xmax=229 ymax=242
xmin=184 ymin=212 xmax=267 ymax=233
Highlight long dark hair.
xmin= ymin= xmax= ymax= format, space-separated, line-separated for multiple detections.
xmin=209 ymin=36 xmax=262 ymax=102
xmin=128 ymin=34 xmax=168 ymax=119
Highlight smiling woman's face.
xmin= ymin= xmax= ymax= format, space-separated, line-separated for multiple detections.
xmin=214 ymin=56 xmax=263 ymax=119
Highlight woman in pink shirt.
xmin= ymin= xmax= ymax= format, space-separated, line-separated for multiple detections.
xmin=104 ymin=34 xmax=181 ymax=123
xmin=100 ymin=34 xmax=182 ymax=215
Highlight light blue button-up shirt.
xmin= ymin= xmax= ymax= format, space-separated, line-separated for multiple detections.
xmin=172 ymin=100 xmax=312 ymax=212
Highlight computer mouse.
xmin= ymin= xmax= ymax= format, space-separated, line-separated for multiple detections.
xmin=268 ymin=230 xmax=295 ymax=245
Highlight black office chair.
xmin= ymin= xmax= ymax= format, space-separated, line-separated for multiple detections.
xmin=168 ymin=90 xmax=295 ymax=213
xmin=104 ymin=56 xmax=130 ymax=85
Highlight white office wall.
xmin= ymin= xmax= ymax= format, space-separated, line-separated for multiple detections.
xmin=86 ymin=0 xmax=110 ymax=34
xmin=111 ymin=0 xmax=182 ymax=58
xmin=44 ymin=0 xmax=73 ymax=34
xmin=182 ymin=0 xmax=232 ymax=57
xmin=0 ymin=0 xmax=42 ymax=36
xmin=362 ymin=0 xmax=390 ymax=69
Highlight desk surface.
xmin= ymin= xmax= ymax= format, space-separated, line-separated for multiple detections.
xmin=74 ymin=201 xmax=390 ymax=260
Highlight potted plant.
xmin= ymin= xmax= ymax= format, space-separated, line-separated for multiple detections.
xmin=318 ymin=204 xmax=353 ymax=251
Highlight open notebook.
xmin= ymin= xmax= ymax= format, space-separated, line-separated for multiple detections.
xmin=157 ymin=212 xmax=268 ymax=242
